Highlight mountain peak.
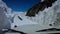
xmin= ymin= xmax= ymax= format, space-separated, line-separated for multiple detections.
xmin=26 ymin=0 xmax=57 ymax=17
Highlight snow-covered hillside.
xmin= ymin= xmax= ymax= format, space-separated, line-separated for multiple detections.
xmin=10 ymin=0 xmax=60 ymax=29
xmin=1 ymin=0 xmax=60 ymax=34
xmin=26 ymin=0 xmax=60 ymax=28
xmin=0 ymin=0 xmax=38 ymax=29
xmin=0 ymin=0 xmax=12 ymax=15
xmin=0 ymin=0 xmax=60 ymax=29
xmin=0 ymin=0 xmax=13 ymax=23
xmin=11 ymin=12 xmax=38 ymax=28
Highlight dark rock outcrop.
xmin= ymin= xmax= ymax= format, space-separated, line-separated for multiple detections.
xmin=18 ymin=16 xmax=22 ymax=20
xmin=26 ymin=0 xmax=57 ymax=17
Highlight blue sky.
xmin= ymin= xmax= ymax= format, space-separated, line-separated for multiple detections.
xmin=2 ymin=0 xmax=41 ymax=12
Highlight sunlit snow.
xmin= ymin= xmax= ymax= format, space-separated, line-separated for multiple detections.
xmin=0 ymin=0 xmax=60 ymax=34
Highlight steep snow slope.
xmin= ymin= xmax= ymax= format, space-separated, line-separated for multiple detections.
xmin=11 ymin=0 xmax=60 ymax=29
xmin=0 ymin=0 xmax=12 ymax=15
xmin=0 ymin=0 xmax=13 ymax=24
xmin=0 ymin=0 xmax=13 ymax=30
xmin=26 ymin=0 xmax=60 ymax=28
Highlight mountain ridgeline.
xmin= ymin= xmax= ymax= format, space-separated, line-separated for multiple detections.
xmin=26 ymin=0 xmax=57 ymax=17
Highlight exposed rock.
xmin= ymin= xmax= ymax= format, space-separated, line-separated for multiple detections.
xmin=26 ymin=0 xmax=57 ymax=17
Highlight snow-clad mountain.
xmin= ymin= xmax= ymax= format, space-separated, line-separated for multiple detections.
xmin=0 ymin=0 xmax=13 ymax=23
xmin=0 ymin=0 xmax=12 ymax=30
xmin=0 ymin=0 xmax=12 ymax=14
xmin=1 ymin=0 xmax=60 ymax=34
xmin=0 ymin=0 xmax=60 ymax=29
xmin=26 ymin=0 xmax=60 ymax=28
xmin=11 ymin=0 xmax=60 ymax=29
xmin=0 ymin=0 xmax=38 ymax=28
